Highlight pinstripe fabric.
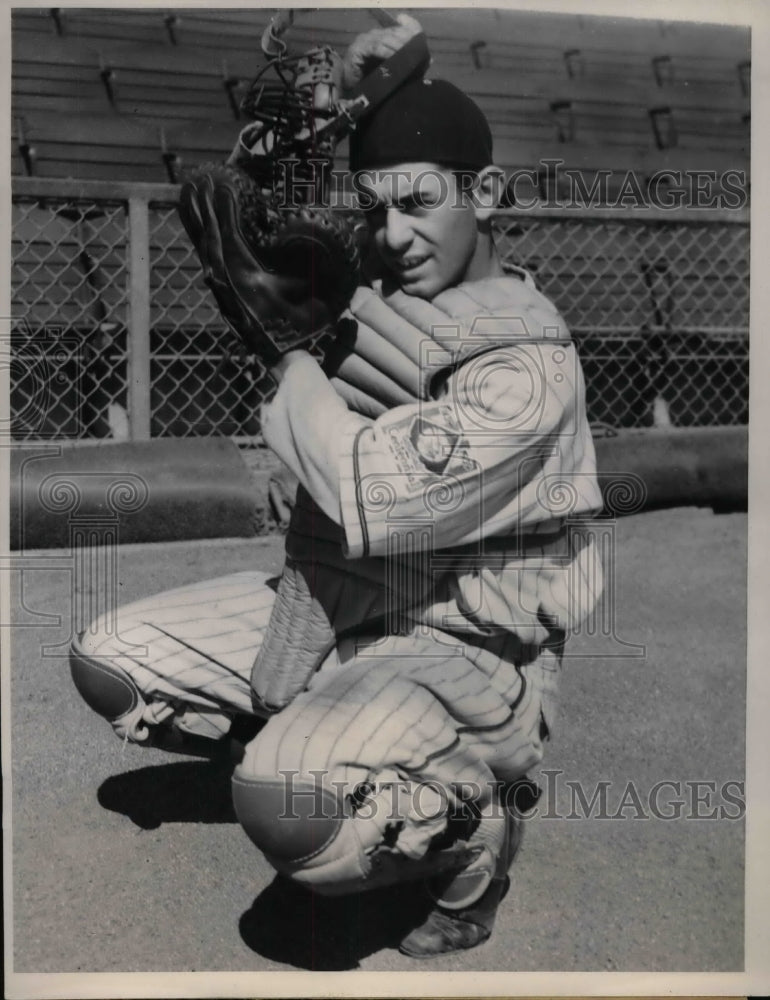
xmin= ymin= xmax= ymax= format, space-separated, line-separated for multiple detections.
xmin=338 ymin=342 xmax=601 ymax=560
xmin=78 ymin=571 xmax=276 ymax=737
xmin=245 ymin=627 xmax=552 ymax=790
xmin=238 ymin=624 xmax=558 ymax=875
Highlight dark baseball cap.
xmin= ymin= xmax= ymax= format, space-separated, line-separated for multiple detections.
xmin=348 ymin=77 xmax=493 ymax=173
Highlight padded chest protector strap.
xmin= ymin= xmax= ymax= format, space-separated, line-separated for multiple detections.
xmin=325 ymin=271 xmax=570 ymax=416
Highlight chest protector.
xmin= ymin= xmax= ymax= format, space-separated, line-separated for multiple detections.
xmin=324 ymin=268 xmax=570 ymax=417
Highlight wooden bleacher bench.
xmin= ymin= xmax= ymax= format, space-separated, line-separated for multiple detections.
xmin=14 ymin=8 xmax=748 ymax=71
xmin=492 ymin=137 xmax=748 ymax=179
xmin=11 ymin=9 xmax=750 ymax=196
xmin=12 ymin=111 xmax=240 ymax=181
xmin=13 ymin=34 xmax=239 ymax=121
xmin=13 ymin=89 xmax=109 ymax=119
xmin=13 ymin=15 xmax=748 ymax=112
xmin=266 ymin=7 xmax=749 ymax=63
xmin=437 ymin=66 xmax=748 ymax=113
xmin=14 ymin=112 xmax=166 ymax=176
xmin=14 ymin=120 xmax=749 ymax=193
xmin=546 ymin=117 xmax=747 ymax=154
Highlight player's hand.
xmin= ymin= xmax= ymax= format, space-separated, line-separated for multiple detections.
xmin=267 ymin=466 xmax=299 ymax=530
xmin=270 ymin=349 xmax=309 ymax=381
xmin=342 ymin=13 xmax=423 ymax=90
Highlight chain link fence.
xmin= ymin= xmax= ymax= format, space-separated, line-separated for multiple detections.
xmin=496 ymin=214 xmax=749 ymax=427
xmin=10 ymin=178 xmax=749 ymax=441
xmin=147 ymin=202 xmax=264 ymax=438
xmin=11 ymin=193 xmax=130 ymax=439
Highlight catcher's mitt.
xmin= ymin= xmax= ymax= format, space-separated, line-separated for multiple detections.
xmin=178 ymin=164 xmax=359 ymax=367
xmin=178 ymin=21 xmax=430 ymax=368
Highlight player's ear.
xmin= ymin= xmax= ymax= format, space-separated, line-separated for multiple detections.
xmin=472 ymin=166 xmax=505 ymax=221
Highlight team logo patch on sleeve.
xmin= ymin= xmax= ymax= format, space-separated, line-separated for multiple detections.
xmin=385 ymin=407 xmax=474 ymax=489
xmin=410 ymin=418 xmax=460 ymax=473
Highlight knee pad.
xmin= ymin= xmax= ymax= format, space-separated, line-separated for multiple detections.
xmin=231 ymin=772 xmax=372 ymax=889
xmin=70 ymin=634 xmax=143 ymax=731
xmin=231 ymin=770 xmax=487 ymax=897
xmin=70 ymin=634 xmax=233 ymax=758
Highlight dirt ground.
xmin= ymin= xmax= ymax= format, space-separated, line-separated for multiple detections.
xmin=9 ymin=506 xmax=745 ymax=973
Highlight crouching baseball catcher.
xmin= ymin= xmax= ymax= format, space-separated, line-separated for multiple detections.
xmin=70 ymin=13 xmax=604 ymax=958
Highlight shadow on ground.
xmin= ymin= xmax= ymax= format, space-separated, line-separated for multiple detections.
xmin=98 ymin=759 xmax=238 ymax=829
xmin=240 ymin=875 xmax=436 ymax=970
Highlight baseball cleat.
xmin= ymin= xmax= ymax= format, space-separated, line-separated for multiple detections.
xmin=399 ymin=806 xmax=525 ymax=957
xmin=398 ymin=873 xmax=510 ymax=957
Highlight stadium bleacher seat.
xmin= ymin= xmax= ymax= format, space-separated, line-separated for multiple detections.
xmin=13 ymin=8 xmax=750 ymax=185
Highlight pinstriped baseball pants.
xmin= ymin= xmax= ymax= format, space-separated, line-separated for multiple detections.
xmin=75 ymin=568 xmax=561 ymax=885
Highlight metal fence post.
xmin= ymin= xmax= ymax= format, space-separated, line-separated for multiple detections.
xmin=128 ymin=195 xmax=151 ymax=440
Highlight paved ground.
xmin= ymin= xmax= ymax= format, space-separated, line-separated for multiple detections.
xmin=10 ymin=506 xmax=745 ymax=973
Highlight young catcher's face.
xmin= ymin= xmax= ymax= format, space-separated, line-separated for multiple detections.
xmin=359 ymin=163 xmax=486 ymax=300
